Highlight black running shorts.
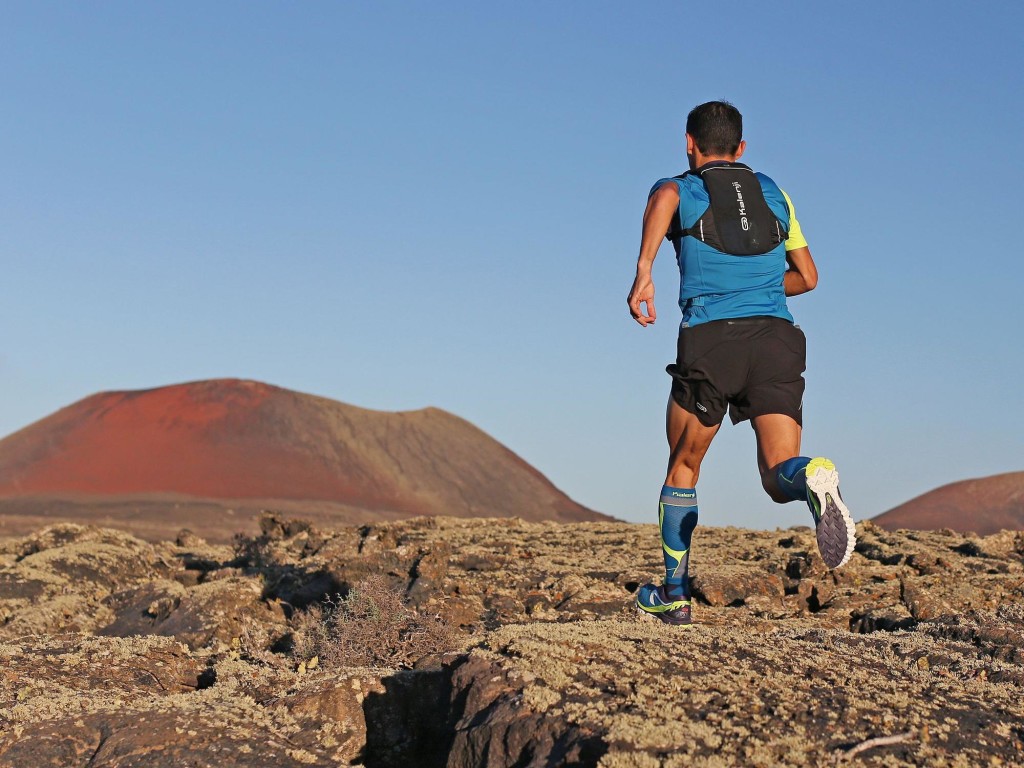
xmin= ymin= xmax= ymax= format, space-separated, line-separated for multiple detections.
xmin=666 ymin=316 xmax=806 ymax=427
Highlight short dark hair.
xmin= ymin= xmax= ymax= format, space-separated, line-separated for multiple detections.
xmin=686 ymin=101 xmax=743 ymax=155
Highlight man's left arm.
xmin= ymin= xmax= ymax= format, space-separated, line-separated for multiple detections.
xmin=780 ymin=189 xmax=818 ymax=296
xmin=784 ymin=247 xmax=818 ymax=296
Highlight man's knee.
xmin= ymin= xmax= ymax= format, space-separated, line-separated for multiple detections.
xmin=760 ymin=470 xmax=790 ymax=504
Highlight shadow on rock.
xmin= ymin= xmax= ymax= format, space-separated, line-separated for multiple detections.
xmin=362 ymin=656 xmax=607 ymax=768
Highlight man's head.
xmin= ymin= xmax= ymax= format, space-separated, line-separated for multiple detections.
xmin=685 ymin=101 xmax=745 ymax=167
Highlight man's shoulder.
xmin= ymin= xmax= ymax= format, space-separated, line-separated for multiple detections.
xmin=753 ymin=169 xmax=783 ymax=189
xmin=651 ymin=173 xmax=707 ymax=198
xmin=752 ymin=171 xmax=790 ymax=208
xmin=649 ymin=176 xmax=686 ymax=200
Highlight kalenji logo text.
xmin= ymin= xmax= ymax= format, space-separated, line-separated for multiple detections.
xmin=732 ymin=181 xmax=749 ymax=231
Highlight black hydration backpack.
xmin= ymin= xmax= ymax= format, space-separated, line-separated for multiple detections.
xmin=667 ymin=162 xmax=788 ymax=256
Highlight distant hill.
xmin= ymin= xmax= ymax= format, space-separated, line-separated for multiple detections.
xmin=873 ymin=471 xmax=1024 ymax=535
xmin=0 ymin=379 xmax=608 ymax=540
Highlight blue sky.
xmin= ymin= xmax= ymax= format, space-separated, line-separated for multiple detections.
xmin=2 ymin=2 xmax=1022 ymax=528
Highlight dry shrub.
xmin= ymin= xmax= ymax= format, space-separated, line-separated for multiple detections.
xmin=290 ymin=575 xmax=456 ymax=669
xmin=290 ymin=604 xmax=331 ymax=661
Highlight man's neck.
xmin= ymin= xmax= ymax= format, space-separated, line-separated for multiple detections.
xmin=688 ymin=151 xmax=740 ymax=171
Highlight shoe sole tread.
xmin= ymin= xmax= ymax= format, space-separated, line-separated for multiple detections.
xmin=806 ymin=463 xmax=856 ymax=569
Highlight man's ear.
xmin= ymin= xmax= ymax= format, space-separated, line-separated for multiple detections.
xmin=734 ymin=139 xmax=747 ymax=160
xmin=685 ymin=133 xmax=696 ymax=156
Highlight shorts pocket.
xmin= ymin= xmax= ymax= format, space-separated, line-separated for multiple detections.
xmin=677 ymin=325 xmax=715 ymax=370
xmin=777 ymin=322 xmax=806 ymax=357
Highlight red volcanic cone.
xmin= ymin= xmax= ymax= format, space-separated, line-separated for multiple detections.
xmin=0 ymin=379 xmax=607 ymax=524
xmin=873 ymin=471 xmax=1024 ymax=535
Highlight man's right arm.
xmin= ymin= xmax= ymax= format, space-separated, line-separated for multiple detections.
xmin=627 ymin=183 xmax=679 ymax=327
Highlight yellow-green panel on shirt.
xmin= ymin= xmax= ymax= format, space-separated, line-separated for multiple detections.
xmin=781 ymin=190 xmax=807 ymax=251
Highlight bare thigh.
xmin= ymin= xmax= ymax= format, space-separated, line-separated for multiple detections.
xmin=665 ymin=395 xmax=721 ymax=488
xmin=751 ymin=413 xmax=802 ymax=502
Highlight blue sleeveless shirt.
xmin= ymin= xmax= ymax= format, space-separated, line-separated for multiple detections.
xmin=652 ymin=168 xmax=794 ymax=327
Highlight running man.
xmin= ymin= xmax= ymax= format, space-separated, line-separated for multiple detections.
xmin=627 ymin=101 xmax=855 ymax=626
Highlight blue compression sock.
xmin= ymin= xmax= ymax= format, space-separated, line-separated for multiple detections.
xmin=660 ymin=486 xmax=698 ymax=600
xmin=775 ymin=457 xmax=812 ymax=502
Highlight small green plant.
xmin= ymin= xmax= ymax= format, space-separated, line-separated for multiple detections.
xmin=290 ymin=575 xmax=456 ymax=669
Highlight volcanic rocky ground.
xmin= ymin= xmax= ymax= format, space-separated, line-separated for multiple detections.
xmin=1 ymin=515 xmax=1024 ymax=767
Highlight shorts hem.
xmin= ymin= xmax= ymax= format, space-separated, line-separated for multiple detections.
xmin=670 ymin=388 xmax=724 ymax=427
xmin=732 ymin=408 xmax=803 ymax=427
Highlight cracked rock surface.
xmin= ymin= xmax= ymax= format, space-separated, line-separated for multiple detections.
xmin=1 ymin=516 xmax=1022 ymax=766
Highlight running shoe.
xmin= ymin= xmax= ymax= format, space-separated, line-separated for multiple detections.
xmin=805 ymin=457 xmax=856 ymax=569
xmin=636 ymin=583 xmax=692 ymax=626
